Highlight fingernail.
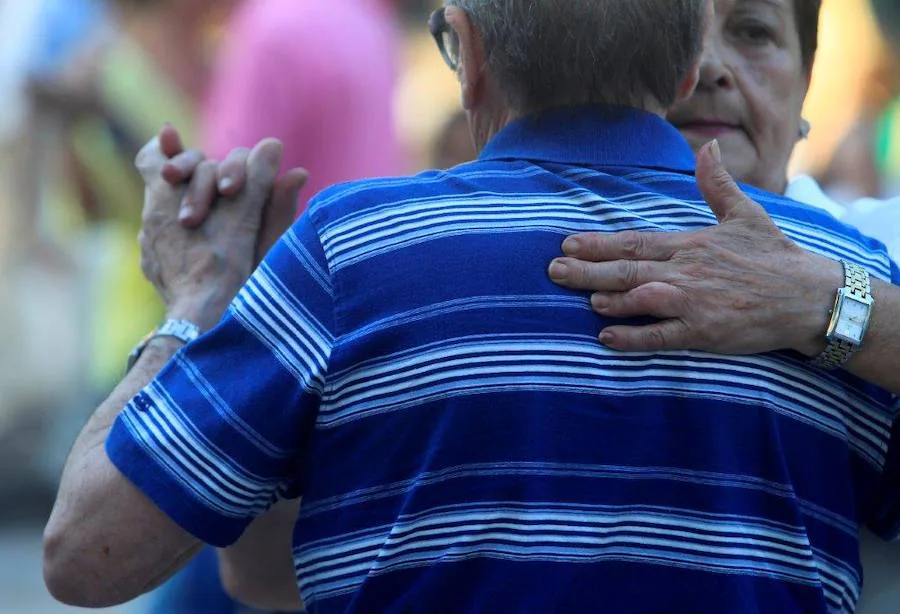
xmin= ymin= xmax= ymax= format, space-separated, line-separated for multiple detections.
xmin=599 ymin=331 xmax=614 ymax=345
xmin=179 ymin=200 xmax=193 ymax=221
xmin=709 ymin=139 xmax=721 ymax=163
xmin=219 ymin=178 xmax=234 ymax=192
xmin=548 ymin=259 xmax=569 ymax=281
xmin=591 ymin=294 xmax=610 ymax=312
xmin=562 ymin=237 xmax=581 ymax=255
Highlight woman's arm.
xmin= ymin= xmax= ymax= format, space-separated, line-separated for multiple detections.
xmin=549 ymin=141 xmax=900 ymax=394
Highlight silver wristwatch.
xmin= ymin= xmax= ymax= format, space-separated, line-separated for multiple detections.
xmin=809 ymin=260 xmax=874 ymax=371
xmin=126 ymin=318 xmax=201 ymax=373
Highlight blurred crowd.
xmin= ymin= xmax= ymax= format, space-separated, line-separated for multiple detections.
xmin=0 ymin=0 xmax=467 ymax=514
xmin=0 ymin=0 xmax=899 ymax=611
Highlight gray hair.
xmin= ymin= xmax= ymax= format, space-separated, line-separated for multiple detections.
xmin=447 ymin=0 xmax=707 ymax=112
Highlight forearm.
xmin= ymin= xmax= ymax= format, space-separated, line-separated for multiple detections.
xmin=44 ymin=336 xmax=200 ymax=606
xmin=217 ymin=499 xmax=304 ymax=611
xmin=844 ymin=277 xmax=900 ymax=394
xmin=794 ymin=254 xmax=900 ymax=395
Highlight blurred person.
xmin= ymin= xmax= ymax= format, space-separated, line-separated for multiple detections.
xmin=43 ymin=2 xmax=900 ymax=613
xmin=820 ymin=0 xmax=900 ymax=201
xmin=198 ymin=0 xmax=406 ymax=213
xmin=25 ymin=0 xmax=230 ymax=395
xmin=547 ymin=0 xmax=900 ymax=610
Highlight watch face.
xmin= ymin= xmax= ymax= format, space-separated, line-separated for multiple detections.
xmin=834 ymin=294 xmax=870 ymax=344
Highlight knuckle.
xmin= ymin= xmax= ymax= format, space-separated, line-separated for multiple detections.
xmin=616 ymin=260 xmax=641 ymax=289
xmin=197 ymin=160 xmax=219 ymax=174
xmin=618 ymin=231 xmax=645 ymax=259
xmin=226 ymin=147 xmax=251 ymax=162
xmin=581 ymin=233 xmax=605 ymax=256
xmin=572 ymin=261 xmax=594 ymax=287
xmin=711 ymin=167 xmax=735 ymax=193
xmin=643 ymin=327 xmax=669 ymax=351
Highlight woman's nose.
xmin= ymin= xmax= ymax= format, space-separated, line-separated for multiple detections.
xmin=698 ymin=42 xmax=736 ymax=90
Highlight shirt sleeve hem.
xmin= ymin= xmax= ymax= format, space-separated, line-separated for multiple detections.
xmin=105 ymin=413 xmax=250 ymax=548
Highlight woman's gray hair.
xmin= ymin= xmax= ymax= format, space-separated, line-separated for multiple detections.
xmin=447 ymin=0 xmax=707 ymax=113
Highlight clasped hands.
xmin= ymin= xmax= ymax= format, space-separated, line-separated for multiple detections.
xmin=135 ymin=125 xmax=307 ymax=331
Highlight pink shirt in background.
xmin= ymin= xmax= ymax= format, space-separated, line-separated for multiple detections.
xmin=202 ymin=0 xmax=406 ymax=213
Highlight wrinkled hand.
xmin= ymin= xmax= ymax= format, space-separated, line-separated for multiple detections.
xmin=135 ymin=133 xmax=289 ymax=331
xmin=157 ymin=125 xmax=307 ymax=264
xmin=548 ymin=141 xmax=840 ymax=356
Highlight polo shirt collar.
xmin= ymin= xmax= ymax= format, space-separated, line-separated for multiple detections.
xmin=479 ymin=105 xmax=696 ymax=173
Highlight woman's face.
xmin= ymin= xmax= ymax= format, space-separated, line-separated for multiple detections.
xmin=668 ymin=0 xmax=810 ymax=194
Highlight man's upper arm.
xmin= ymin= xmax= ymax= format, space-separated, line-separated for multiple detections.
xmin=105 ymin=215 xmax=335 ymax=547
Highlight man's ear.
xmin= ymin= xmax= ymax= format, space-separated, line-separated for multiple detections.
xmin=446 ymin=6 xmax=486 ymax=111
xmin=674 ymin=63 xmax=701 ymax=105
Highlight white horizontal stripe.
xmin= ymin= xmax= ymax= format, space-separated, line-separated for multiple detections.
xmin=301 ymin=513 xmax=813 ymax=577
xmin=322 ymin=189 xmax=685 ymax=252
xmin=312 ymin=166 xmax=547 ymax=212
xmin=313 ymin=172 xmax=892 ymax=279
xmin=320 ymin=337 xmax=890 ymax=466
xmin=326 ymin=338 xmax=889 ymax=449
xmin=295 ymin=503 xmax=835 ymax=606
xmin=335 ymin=296 xmax=587 ymax=346
xmin=296 ymin=461 xmax=858 ymax=538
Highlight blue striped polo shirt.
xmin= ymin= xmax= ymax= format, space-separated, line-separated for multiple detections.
xmin=107 ymin=106 xmax=900 ymax=614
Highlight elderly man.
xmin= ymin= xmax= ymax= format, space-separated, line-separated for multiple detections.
xmin=43 ymin=1 xmax=900 ymax=613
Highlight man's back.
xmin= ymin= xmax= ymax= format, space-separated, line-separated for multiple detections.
xmin=107 ymin=108 xmax=900 ymax=613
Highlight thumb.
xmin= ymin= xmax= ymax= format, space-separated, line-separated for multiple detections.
xmin=242 ymin=139 xmax=284 ymax=204
xmin=696 ymin=140 xmax=764 ymax=224
xmin=158 ymin=123 xmax=184 ymax=159
xmin=255 ymin=168 xmax=308 ymax=264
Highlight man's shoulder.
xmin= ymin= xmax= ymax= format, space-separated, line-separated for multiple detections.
xmin=740 ymin=183 xmax=897 ymax=280
xmin=305 ymin=160 xmax=523 ymax=221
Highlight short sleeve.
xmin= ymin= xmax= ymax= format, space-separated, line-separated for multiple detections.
xmin=106 ymin=215 xmax=335 ymax=547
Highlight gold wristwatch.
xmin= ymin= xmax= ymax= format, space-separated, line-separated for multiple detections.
xmin=810 ymin=260 xmax=874 ymax=371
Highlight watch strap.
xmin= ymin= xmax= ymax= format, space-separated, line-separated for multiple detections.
xmin=126 ymin=318 xmax=201 ymax=373
xmin=809 ymin=260 xmax=872 ymax=371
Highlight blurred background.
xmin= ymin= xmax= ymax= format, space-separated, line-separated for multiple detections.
xmin=0 ymin=0 xmax=897 ymax=611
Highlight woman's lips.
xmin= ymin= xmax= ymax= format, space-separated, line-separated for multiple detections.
xmin=678 ymin=121 xmax=742 ymax=138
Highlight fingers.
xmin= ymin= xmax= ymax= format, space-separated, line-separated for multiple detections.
xmin=179 ymin=160 xmax=219 ymax=227
xmin=598 ymin=318 xmax=692 ymax=352
xmin=548 ymin=257 xmax=670 ymax=292
xmin=162 ymin=150 xmax=206 ymax=186
xmin=216 ymin=147 xmax=251 ymax=196
xmin=135 ymin=137 xmax=167 ymax=182
xmin=696 ymin=140 xmax=767 ymax=224
xmin=560 ymin=230 xmax=678 ymax=263
xmin=255 ymin=168 xmax=308 ymax=264
xmin=158 ymin=124 xmax=185 ymax=159
xmin=240 ymin=139 xmax=284 ymax=207
xmin=589 ymin=282 xmax=686 ymax=319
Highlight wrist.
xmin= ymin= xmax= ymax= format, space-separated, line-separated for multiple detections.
xmin=166 ymin=297 xmax=228 ymax=333
xmin=793 ymin=255 xmax=845 ymax=358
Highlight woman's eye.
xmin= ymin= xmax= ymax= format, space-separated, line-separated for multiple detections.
xmin=736 ymin=23 xmax=774 ymax=44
